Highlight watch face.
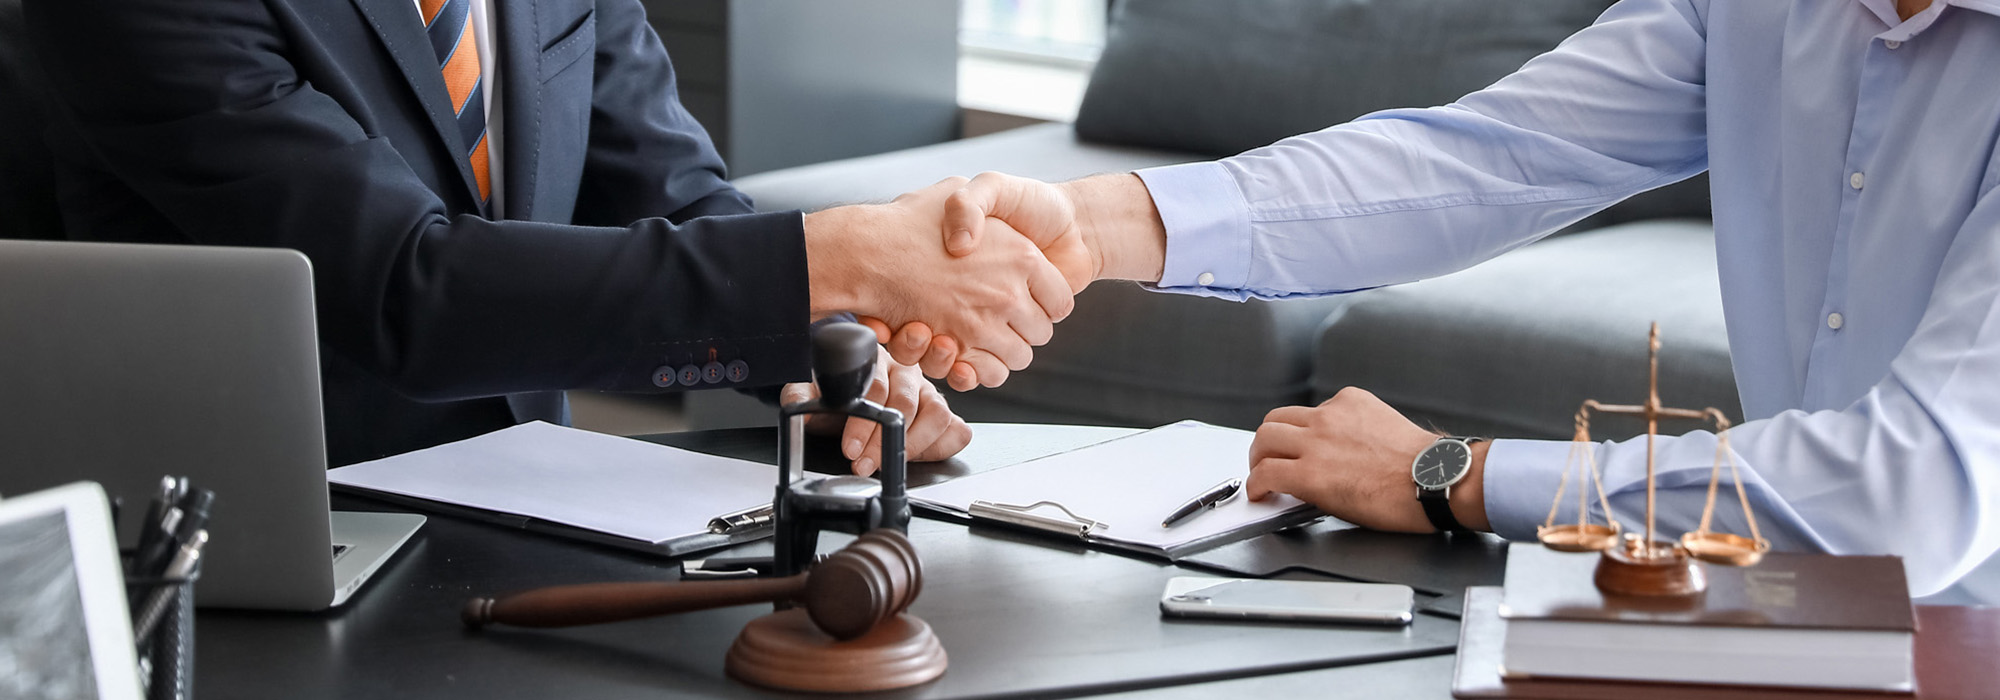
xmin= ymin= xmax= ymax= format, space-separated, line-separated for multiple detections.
xmin=1413 ymin=440 xmax=1471 ymax=490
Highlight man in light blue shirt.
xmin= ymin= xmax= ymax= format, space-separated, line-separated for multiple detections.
xmin=897 ymin=0 xmax=2000 ymax=598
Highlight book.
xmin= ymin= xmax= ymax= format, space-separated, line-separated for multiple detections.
xmin=1498 ymin=545 xmax=1915 ymax=692
xmin=1457 ymin=586 xmax=1999 ymax=699
xmin=908 ymin=421 xmax=1321 ymax=559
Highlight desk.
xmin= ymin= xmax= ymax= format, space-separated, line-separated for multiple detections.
xmin=196 ymin=425 xmax=1487 ymax=699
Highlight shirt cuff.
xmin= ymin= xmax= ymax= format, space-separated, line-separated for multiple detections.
xmin=1135 ymin=161 xmax=1253 ymax=295
xmin=1482 ymin=438 xmax=1584 ymax=542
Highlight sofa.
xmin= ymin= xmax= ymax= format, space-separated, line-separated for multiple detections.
xmin=717 ymin=0 xmax=1739 ymax=442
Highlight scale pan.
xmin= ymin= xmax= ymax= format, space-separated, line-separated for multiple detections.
xmin=1680 ymin=531 xmax=1769 ymax=566
xmin=1537 ymin=524 xmax=1619 ymax=552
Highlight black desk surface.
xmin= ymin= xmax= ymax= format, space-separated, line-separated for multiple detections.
xmin=196 ymin=425 xmax=1482 ymax=699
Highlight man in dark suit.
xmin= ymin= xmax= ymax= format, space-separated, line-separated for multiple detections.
xmin=23 ymin=0 xmax=1073 ymax=467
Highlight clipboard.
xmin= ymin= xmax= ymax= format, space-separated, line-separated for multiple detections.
xmin=911 ymin=421 xmax=1323 ymax=560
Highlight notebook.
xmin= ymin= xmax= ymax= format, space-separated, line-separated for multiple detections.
xmin=328 ymin=421 xmax=807 ymax=557
xmin=909 ymin=421 xmax=1321 ymax=559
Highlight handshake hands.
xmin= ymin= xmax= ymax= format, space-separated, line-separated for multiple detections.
xmin=798 ymin=172 xmax=1162 ymax=468
xmin=804 ymin=173 xmax=1162 ymax=392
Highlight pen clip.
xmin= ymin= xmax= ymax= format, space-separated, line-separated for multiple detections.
xmin=968 ymin=500 xmax=1106 ymax=540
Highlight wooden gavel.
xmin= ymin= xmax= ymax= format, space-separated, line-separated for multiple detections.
xmin=462 ymin=529 xmax=922 ymax=641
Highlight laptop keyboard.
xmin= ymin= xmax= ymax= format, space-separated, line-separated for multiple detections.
xmin=332 ymin=544 xmax=352 ymax=563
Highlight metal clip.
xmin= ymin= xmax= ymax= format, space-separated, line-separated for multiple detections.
xmin=968 ymin=500 xmax=1106 ymax=539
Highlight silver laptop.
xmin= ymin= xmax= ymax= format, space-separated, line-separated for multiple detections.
xmin=0 ymin=240 xmax=422 ymax=610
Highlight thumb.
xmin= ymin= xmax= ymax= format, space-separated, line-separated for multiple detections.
xmin=943 ymin=183 xmax=992 ymax=257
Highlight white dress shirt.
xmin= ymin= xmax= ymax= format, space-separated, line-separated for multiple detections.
xmin=1137 ymin=0 xmax=2000 ymax=598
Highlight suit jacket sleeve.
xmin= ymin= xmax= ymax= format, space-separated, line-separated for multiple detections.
xmin=23 ymin=0 xmax=811 ymax=402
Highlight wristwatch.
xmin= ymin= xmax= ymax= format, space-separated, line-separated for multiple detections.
xmin=1413 ymin=436 xmax=1485 ymax=533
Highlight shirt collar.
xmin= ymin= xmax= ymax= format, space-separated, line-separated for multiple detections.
xmin=1857 ymin=0 xmax=2000 ymax=37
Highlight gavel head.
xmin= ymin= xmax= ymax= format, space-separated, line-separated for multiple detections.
xmin=812 ymin=322 xmax=878 ymax=408
xmin=804 ymin=529 xmax=923 ymax=640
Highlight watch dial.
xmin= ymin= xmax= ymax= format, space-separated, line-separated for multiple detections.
xmin=1413 ymin=441 xmax=1469 ymax=489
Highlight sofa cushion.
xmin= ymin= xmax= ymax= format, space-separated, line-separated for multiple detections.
xmin=1075 ymin=0 xmax=1709 ymax=226
xmin=1312 ymin=220 xmax=1739 ymax=441
xmin=944 ymin=282 xmax=1350 ymax=430
xmin=731 ymin=122 xmax=1197 ymax=213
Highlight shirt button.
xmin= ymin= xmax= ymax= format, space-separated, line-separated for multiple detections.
xmin=1827 ymin=312 xmax=1845 ymax=330
xmin=677 ymin=364 xmax=702 ymax=387
xmin=1885 ymin=39 xmax=1903 ymax=49
xmin=702 ymin=361 xmax=726 ymax=384
xmin=725 ymin=360 xmax=750 ymax=383
xmin=1196 ymin=272 xmax=1216 ymax=286
xmin=652 ymin=365 xmax=678 ymax=388
xmin=1850 ymin=172 xmax=1865 ymax=190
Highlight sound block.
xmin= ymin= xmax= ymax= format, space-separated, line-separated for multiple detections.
xmin=726 ymin=609 xmax=947 ymax=693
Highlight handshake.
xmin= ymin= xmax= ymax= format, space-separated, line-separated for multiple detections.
xmin=803 ymin=172 xmax=1160 ymax=392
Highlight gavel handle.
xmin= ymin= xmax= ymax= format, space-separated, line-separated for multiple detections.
xmin=463 ymin=574 xmax=808 ymax=628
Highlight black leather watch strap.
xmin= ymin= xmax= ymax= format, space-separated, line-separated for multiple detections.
xmin=1418 ymin=490 xmax=1465 ymax=534
xmin=1416 ymin=436 xmax=1483 ymax=534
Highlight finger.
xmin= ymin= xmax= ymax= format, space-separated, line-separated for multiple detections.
xmin=961 ymin=172 xmax=1071 ymax=250
xmin=943 ymin=186 xmax=992 ymax=257
xmin=1010 ymin=312 xmax=1055 ymax=349
xmin=1245 ymin=457 xmax=1304 ymax=502
xmin=848 ymin=416 xmax=885 ymax=476
xmin=1024 ymin=251 xmax=1077 ymax=325
xmin=1264 ymin=405 xmax=1315 ymax=427
xmin=856 ymin=316 xmax=894 ymax=345
xmin=920 ymin=334 xmax=961 ymax=379
xmin=779 ymin=382 xmax=815 ymax=406
xmin=908 ymin=388 xmax=952 ymax=460
xmin=947 ymin=360 xmax=979 ymax=391
xmin=842 ymin=359 xmax=892 ymax=460
xmin=1248 ymin=422 xmax=1309 ymax=466
xmin=886 ymin=322 xmax=934 ymax=366
xmin=912 ymin=394 xmax=973 ymax=462
xmin=956 ymin=351 xmax=1010 ymax=390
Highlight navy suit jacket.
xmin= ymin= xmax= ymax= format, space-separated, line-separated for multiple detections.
xmin=26 ymin=0 xmax=812 ymax=465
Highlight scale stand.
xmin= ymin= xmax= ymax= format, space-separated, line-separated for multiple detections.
xmin=1537 ymin=323 xmax=1770 ymax=597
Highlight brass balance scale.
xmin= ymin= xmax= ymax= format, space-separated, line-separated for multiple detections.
xmin=1535 ymin=323 xmax=1771 ymax=596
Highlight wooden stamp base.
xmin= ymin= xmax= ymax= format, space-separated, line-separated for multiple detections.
xmin=1593 ymin=539 xmax=1706 ymax=597
xmin=725 ymin=609 xmax=947 ymax=693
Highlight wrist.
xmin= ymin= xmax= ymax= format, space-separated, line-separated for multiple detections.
xmin=802 ymin=207 xmax=877 ymax=319
xmin=1450 ymin=440 xmax=1493 ymax=532
xmin=1062 ymin=174 xmax=1166 ymax=283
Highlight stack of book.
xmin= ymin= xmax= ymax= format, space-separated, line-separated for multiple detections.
xmin=1452 ymin=544 xmax=1984 ymax=698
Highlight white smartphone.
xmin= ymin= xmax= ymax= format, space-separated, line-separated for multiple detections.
xmin=1159 ymin=576 xmax=1414 ymax=625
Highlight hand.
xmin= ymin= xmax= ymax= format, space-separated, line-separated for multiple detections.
xmin=781 ymin=346 xmax=973 ymax=475
xmin=805 ymin=177 xmax=1076 ymax=385
xmin=1245 ymin=387 xmax=1491 ymax=533
xmin=879 ymin=173 xmax=1167 ymax=390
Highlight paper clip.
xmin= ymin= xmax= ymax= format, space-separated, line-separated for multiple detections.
xmin=968 ymin=500 xmax=1107 ymax=539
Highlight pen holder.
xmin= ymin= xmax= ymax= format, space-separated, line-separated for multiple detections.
xmin=125 ymin=565 xmax=199 ymax=700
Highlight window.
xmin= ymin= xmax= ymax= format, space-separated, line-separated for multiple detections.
xmin=960 ymin=0 xmax=1109 ymax=67
xmin=958 ymin=0 xmax=1109 ymax=123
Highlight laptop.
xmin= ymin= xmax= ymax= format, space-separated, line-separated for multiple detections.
xmin=0 ymin=240 xmax=422 ymax=610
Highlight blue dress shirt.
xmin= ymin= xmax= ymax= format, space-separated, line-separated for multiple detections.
xmin=1137 ymin=0 xmax=2000 ymax=597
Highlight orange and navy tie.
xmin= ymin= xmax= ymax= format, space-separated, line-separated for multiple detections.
xmin=420 ymin=0 xmax=492 ymax=208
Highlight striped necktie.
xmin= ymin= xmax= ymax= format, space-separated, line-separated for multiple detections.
xmin=419 ymin=0 xmax=491 ymax=208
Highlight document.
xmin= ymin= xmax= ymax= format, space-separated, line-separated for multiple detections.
xmin=911 ymin=421 xmax=1318 ymax=558
xmin=328 ymin=421 xmax=793 ymax=552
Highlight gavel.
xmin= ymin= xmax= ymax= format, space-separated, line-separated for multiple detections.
xmin=462 ymin=529 xmax=921 ymax=641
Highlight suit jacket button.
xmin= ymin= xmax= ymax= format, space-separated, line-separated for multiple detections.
xmin=702 ymin=361 xmax=726 ymax=384
xmin=678 ymin=364 xmax=702 ymax=387
xmin=726 ymin=360 xmax=750 ymax=383
xmin=652 ymin=366 xmax=677 ymax=388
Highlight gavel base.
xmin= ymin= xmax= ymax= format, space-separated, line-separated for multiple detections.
xmin=726 ymin=609 xmax=947 ymax=693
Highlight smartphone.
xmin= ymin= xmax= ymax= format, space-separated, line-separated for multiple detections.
xmin=1159 ymin=577 xmax=1414 ymax=625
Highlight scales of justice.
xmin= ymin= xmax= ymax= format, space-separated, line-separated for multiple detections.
xmin=1535 ymin=323 xmax=1771 ymax=596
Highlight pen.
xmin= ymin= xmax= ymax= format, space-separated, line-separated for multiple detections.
xmin=131 ymin=476 xmax=176 ymax=575
xmin=133 ymin=529 xmax=207 ymax=642
xmin=1161 ymin=478 xmax=1243 ymax=528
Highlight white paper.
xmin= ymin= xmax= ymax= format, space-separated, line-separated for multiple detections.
xmin=911 ymin=421 xmax=1310 ymax=550
xmin=328 ymin=421 xmax=784 ymax=544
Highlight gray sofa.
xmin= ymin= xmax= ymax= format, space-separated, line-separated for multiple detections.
xmin=723 ymin=0 xmax=1739 ymax=442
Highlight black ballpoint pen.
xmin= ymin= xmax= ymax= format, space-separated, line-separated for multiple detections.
xmin=1161 ymin=478 xmax=1244 ymax=528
